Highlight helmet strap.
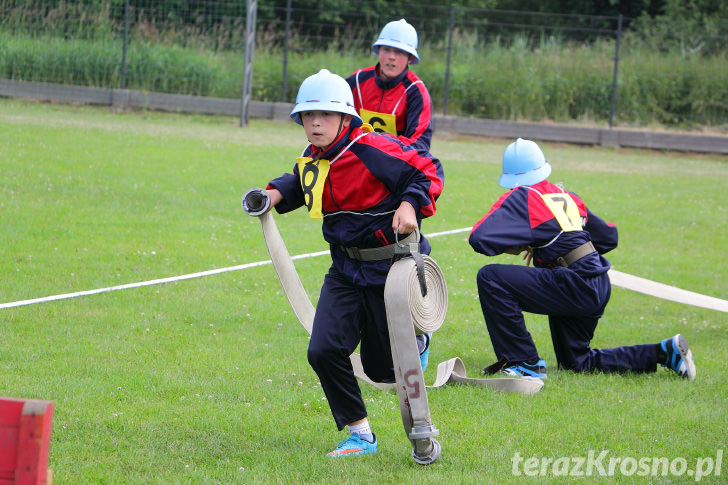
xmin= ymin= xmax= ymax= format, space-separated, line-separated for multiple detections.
xmin=335 ymin=113 xmax=345 ymax=139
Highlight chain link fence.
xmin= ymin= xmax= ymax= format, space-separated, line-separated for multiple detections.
xmin=1 ymin=0 xmax=726 ymax=132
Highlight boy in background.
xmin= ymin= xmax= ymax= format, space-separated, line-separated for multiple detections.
xmin=346 ymin=19 xmax=433 ymax=154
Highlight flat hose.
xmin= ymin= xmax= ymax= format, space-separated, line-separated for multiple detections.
xmin=384 ymin=254 xmax=441 ymax=464
xmin=241 ymin=189 xmax=544 ymax=397
xmin=241 ymin=188 xmax=544 ymax=463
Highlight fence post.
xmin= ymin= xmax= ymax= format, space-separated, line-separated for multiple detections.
xmin=121 ymin=0 xmax=129 ymax=90
xmin=240 ymin=0 xmax=258 ymax=127
xmin=609 ymin=14 xmax=622 ymax=129
xmin=443 ymin=4 xmax=455 ymax=116
xmin=281 ymin=0 xmax=291 ymax=102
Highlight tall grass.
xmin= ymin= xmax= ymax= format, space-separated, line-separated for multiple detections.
xmin=617 ymin=52 xmax=728 ymax=128
xmin=1 ymin=7 xmax=727 ymax=130
xmin=0 ymin=32 xmax=237 ymax=96
xmin=420 ymin=35 xmax=616 ymax=122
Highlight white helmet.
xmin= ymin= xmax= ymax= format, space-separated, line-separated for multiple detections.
xmin=372 ymin=19 xmax=420 ymax=64
xmin=289 ymin=69 xmax=362 ymax=127
xmin=499 ymin=138 xmax=552 ymax=189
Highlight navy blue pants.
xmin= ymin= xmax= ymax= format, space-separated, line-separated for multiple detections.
xmin=307 ymin=267 xmax=394 ymax=430
xmin=476 ymin=264 xmax=657 ymax=372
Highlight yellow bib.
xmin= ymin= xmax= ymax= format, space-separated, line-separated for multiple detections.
xmin=540 ymin=193 xmax=583 ymax=232
xmin=359 ymin=108 xmax=397 ymax=135
xmin=297 ymin=157 xmax=330 ymax=219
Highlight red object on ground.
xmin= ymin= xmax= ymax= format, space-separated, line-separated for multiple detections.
xmin=0 ymin=397 xmax=54 ymax=485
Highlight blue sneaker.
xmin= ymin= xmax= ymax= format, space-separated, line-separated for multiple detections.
xmin=501 ymin=359 xmax=547 ymax=379
xmin=660 ymin=334 xmax=696 ymax=380
xmin=417 ymin=333 xmax=431 ymax=373
xmin=326 ymin=434 xmax=377 ymax=458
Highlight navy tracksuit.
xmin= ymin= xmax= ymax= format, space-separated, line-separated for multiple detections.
xmin=346 ymin=65 xmax=433 ymax=154
xmin=469 ymin=180 xmax=657 ymax=373
xmin=268 ymin=124 xmax=443 ymax=429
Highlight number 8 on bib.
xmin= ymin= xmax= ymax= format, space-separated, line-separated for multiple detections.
xmin=297 ymin=157 xmax=330 ymax=219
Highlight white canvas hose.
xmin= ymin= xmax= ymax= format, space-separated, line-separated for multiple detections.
xmin=608 ymin=269 xmax=728 ymax=313
xmin=242 ymin=189 xmax=544 ymax=463
xmin=399 ymin=254 xmax=449 ymax=335
xmin=242 ymin=189 xmax=543 ymax=392
xmin=384 ymin=251 xmax=443 ymax=464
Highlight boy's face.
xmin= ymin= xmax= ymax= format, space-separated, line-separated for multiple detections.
xmin=378 ymin=45 xmax=412 ymax=81
xmin=301 ymin=111 xmax=351 ymax=149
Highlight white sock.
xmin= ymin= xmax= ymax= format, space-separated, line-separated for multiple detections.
xmin=348 ymin=419 xmax=374 ymax=442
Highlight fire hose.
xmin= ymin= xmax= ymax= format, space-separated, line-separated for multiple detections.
xmin=241 ymin=188 xmax=543 ymax=465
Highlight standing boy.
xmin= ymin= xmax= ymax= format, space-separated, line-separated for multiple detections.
xmin=469 ymin=138 xmax=696 ymax=381
xmin=346 ymin=19 xmax=433 ymax=154
xmin=262 ymin=69 xmax=444 ymax=457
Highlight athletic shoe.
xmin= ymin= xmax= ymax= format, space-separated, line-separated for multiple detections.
xmin=326 ymin=433 xmax=377 ymax=458
xmin=482 ymin=357 xmax=509 ymax=375
xmin=660 ymin=334 xmax=696 ymax=380
xmin=501 ymin=359 xmax=547 ymax=379
xmin=417 ymin=332 xmax=432 ymax=373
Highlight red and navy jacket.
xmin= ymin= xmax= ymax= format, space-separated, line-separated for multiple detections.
xmin=267 ymin=125 xmax=444 ymax=286
xmin=346 ymin=65 xmax=433 ymax=154
xmin=469 ymin=180 xmax=618 ymax=277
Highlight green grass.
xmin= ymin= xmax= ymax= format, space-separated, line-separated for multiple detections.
xmin=1 ymin=99 xmax=727 ymax=483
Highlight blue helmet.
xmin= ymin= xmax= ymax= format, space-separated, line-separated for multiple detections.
xmin=499 ymin=138 xmax=552 ymax=189
xmin=372 ymin=19 xmax=420 ymax=65
xmin=289 ymin=69 xmax=362 ymax=127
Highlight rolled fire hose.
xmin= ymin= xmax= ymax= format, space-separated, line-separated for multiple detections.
xmin=241 ymin=188 xmax=544 ymax=464
xmin=384 ymin=237 xmax=443 ymax=464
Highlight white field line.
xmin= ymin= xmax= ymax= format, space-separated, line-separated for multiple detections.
xmin=2 ymin=227 xmax=727 ymax=313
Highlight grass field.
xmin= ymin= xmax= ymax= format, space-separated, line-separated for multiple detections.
xmin=1 ymin=98 xmax=727 ymax=483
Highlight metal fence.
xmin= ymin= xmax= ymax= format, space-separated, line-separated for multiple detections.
xmin=1 ymin=0 xmax=727 ymax=131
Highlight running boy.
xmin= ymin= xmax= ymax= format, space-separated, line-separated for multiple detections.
xmin=262 ymin=69 xmax=444 ymax=457
xmin=346 ymin=19 xmax=433 ymax=154
xmin=469 ymin=138 xmax=696 ymax=381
